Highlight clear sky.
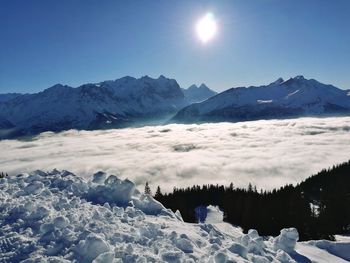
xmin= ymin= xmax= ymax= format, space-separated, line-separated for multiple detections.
xmin=1 ymin=0 xmax=350 ymax=93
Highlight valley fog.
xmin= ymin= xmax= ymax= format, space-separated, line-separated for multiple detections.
xmin=1 ymin=116 xmax=349 ymax=192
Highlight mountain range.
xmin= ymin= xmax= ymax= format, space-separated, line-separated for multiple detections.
xmin=0 ymin=75 xmax=349 ymax=139
xmin=0 ymin=76 xmax=215 ymax=138
xmin=171 ymin=76 xmax=350 ymax=123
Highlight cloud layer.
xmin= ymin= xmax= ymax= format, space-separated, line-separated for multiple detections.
xmin=1 ymin=117 xmax=350 ymax=192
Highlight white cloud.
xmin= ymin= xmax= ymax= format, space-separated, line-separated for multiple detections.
xmin=1 ymin=117 xmax=350 ymax=192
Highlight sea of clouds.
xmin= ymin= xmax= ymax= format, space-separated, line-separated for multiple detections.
xmin=0 ymin=116 xmax=349 ymax=192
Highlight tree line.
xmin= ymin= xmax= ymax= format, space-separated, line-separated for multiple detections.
xmin=0 ymin=172 xmax=8 ymax=178
xmin=152 ymin=160 xmax=350 ymax=241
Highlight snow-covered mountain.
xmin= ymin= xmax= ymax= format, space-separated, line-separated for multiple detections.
xmin=1 ymin=169 xmax=349 ymax=262
xmin=1 ymin=75 xmax=349 ymax=138
xmin=171 ymin=76 xmax=350 ymax=123
xmin=182 ymin=84 xmax=217 ymax=103
xmin=0 ymin=75 xmax=188 ymax=138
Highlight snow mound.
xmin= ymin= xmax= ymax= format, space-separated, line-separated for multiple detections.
xmin=0 ymin=170 xmax=347 ymax=262
xmin=87 ymin=172 xmax=165 ymax=215
xmin=205 ymin=205 xmax=224 ymax=224
xmin=273 ymin=228 xmax=299 ymax=253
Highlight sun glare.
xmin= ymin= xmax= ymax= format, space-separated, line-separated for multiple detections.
xmin=196 ymin=13 xmax=217 ymax=44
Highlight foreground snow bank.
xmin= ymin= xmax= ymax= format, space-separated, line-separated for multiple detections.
xmin=0 ymin=170 xmax=348 ymax=262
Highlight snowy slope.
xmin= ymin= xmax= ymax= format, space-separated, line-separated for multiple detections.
xmin=0 ymin=76 xmax=188 ymax=138
xmin=0 ymin=170 xmax=349 ymax=263
xmin=172 ymin=76 xmax=350 ymax=123
xmin=182 ymin=84 xmax=217 ymax=103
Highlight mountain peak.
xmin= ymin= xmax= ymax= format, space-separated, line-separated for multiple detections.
xmin=283 ymin=75 xmax=308 ymax=86
xmin=172 ymin=76 xmax=350 ymax=124
xmin=199 ymin=83 xmax=209 ymax=89
xmin=141 ymin=75 xmax=152 ymax=80
xmin=44 ymin=84 xmax=70 ymax=92
xmin=182 ymin=83 xmax=216 ymax=103
xmin=270 ymin=78 xmax=284 ymax=85
xmin=187 ymin=84 xmax=210 ymax=90
xmin=50 ymin=83 xmax=65 ymax=88
xmin=294 ymin=75 xmax=306 ymax=81
xmin=187 ymin=84 xmax=198 ymax=90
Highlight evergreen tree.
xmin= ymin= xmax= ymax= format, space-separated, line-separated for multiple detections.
xmin=144 ymin=182 xmax=152 ymax=195
xmin=156 ymin=160 xmax=350 ymax=241
xmin=155 ymin=186 xmax=162 ymax=198
xmin=247 ymin=183 xmax=253 ymax=192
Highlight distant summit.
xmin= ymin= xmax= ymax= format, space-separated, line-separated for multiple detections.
xmin=171 ymin=76 xmax=350 ymax=123
xmin=270 ymin=78 xmax=284 ymax=85
xmin=182 ymin=83 xmax=217 ymax=103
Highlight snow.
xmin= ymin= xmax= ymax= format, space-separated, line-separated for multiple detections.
xmin=257 ymin=100 xmax=273 ymax=104
xmin=182 ymin=84 xmax=217 ymax=103
xmin=0 ymin=75 xmax=188 ymax=137
xmin=273 ymin=228 xmax=299 ymax=253
xmin=335 ymin=235 xmax=350 ymax=243
xmin=205 ymin=205 xmax=224 ymax=224
xmin=0 ymin=170 xmax=349 ymax=262
xmin=304 ymin=240 xmax=350 ymax=261
xmin=295 ymin=243 xmax=349 ymax=263
xmin=285 ymin=89 xmax=300 ymax=99
xmin=172 ymin=75 xmax=350 ymax=122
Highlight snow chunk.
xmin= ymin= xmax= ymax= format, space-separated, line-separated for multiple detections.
xmin=75 ymin=233 xmax=110 ymax=262
xmin=175 ymin=210 xmax=184 ymax=221
xmin=53 ymin=216 xmax=69 ymax=229
xmin=160 ymin=250 xmax=184 ymax=262
xmin=23 ymin=181 xmax=44 ymax=195
xmin=132 ymin=193 xmax=164 ymax=215
xmin=205 ymin=205 xmax=224 ymax=223
xmin=174 ymin=237 xmax=194 ymax=253
xmin=92 ymin=171 xmax=107 ymax=184
xmin=86 ymin=175 xmax=135 ymax=206
xmin=274 ymin=228 xmax=299 ymax=253
xmin=274 ymin=250 xmax=296 ymax=263
xmin=92 ymin=252 xmax=115 ymax=263
xmin=228 ymin=242 xmax=247 ymax=258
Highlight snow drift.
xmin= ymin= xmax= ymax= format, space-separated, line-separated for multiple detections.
xmin=0 ymin=170 xmax=349 ymax=262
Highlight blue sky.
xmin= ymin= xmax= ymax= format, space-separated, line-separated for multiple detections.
xmin=1 ymin=0 xmax=350 ymax=93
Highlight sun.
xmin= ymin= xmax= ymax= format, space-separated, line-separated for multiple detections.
xmin=196 ymin=13 xmax=217 ymax=44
